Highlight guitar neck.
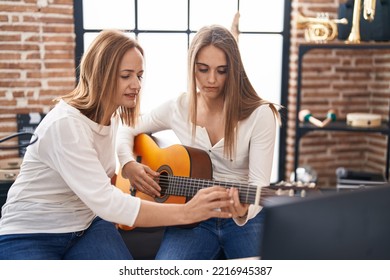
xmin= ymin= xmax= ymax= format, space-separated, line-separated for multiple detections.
xmin=161 ymin=175 xmax=261 ymax=205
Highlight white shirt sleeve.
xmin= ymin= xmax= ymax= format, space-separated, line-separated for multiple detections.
xmin=38 ymin=116 xmax=141 ymax=227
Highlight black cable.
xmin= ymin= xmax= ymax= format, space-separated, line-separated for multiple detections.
xmin=0 ymin=132 xmax=38 ymax=150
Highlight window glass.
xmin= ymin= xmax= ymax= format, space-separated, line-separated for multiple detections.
xmin=239 ymin=0 xmax=285 ymax=32
xmin=83 ymin=0 xmax=135 ymax=29
xmin=239 ymin=34 xmax=283 ymax=182
xmin=190 ymin=0 xmax=237 ymax=30
xmin=138 ymin=0 xmax=187 ymax=30
xmin=137 ymin=33 xmax=188 ymax=113
xmin=239 ymin=34 xmax=283 ymax=104
xmin=83 ymin=32 xmax=99 ymax=50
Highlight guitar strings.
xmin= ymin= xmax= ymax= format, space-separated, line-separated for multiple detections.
xmin=156 ymin=175 xmax=275 ymax=194
xmin=153 ymin=174 xmax=276 ymax=203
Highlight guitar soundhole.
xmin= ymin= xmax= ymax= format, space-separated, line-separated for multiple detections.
xmin=159 ymin=172 xmax=169 ymax=197
xmin=155 ymin=165 xmax=173 ymax=203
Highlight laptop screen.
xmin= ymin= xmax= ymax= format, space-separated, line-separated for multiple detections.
xmin=261 ymin=185 xmax=390 ymax=260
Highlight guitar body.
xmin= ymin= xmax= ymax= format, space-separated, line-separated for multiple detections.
xmin=135 ymin=133 xmax=213 ymax=203
xmin=116 ymin=133 xmax=213 ymax=229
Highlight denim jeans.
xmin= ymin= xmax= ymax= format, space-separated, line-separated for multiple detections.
xmin=0 ymin=217 xmax=132 ymax=260
xmin=155 ymin=210 xmax=265 ymax=260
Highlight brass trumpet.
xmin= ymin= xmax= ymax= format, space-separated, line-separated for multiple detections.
xmin=296 ymin=12 xmax=348 ymax=42
xmin=347 ymin=0 xmax=377 ymax=43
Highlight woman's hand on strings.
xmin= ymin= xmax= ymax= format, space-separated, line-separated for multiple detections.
xmin=223 ymin=188 xmax=249 ymax=219
xmin=184 ymin=186 xmax=233 ymax=222
xmin=121 ymin=161 xmax=161 ymax=197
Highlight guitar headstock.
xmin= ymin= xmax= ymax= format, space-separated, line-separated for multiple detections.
xmin=270 ymin=180 xmax=317 ymax=198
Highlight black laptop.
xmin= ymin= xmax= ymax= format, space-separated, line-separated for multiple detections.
xmin=261 ymin=185 xmax=390 ymax=260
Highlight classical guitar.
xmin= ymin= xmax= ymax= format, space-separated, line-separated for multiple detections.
xmin=115 ymin=133 xmax=316 ymax=230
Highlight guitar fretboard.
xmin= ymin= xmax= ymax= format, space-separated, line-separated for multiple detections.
xmin=158 ymin=174 xmax=266 ymax=205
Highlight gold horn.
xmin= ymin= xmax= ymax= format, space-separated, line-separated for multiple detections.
xmin=346 ymin=0 xmax=377 ymax=43
xmin=296 ymin=12 xmax=348 ymax=42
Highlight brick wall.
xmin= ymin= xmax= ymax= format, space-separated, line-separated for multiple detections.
xmin=287 ymin=0 xmax=390 ymax=187
xmin=0 ymin=0 xmax=75 ymax=159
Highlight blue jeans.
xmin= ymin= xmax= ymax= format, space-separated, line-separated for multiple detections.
xmin=155 ymin=210 xmax=266 ymax=260
xmin=0 ymin=217 xmax=132 ymax=260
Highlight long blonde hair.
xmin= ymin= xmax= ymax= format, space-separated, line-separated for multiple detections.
xmin=188 ymin=25 xmax=281 ymax=158
xmin=59 ymin=30 xmax=143 ymax=126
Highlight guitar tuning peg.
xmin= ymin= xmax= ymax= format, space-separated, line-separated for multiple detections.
xmin=289 ymin=189 xmax=295 ymax=197
xmin=300 ymin=189 xmax=306 ymax=198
